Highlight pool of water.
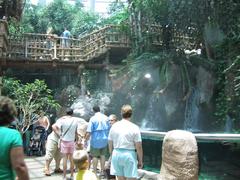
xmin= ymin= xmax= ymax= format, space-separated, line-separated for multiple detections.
xmin=142 ymin=136 xmax=240 ymax=180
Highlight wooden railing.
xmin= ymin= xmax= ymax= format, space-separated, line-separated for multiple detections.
xmin=4 ymin=23 xmax=196 ymax=63
xmin=7 ymin=25 xmax=131 ymax=62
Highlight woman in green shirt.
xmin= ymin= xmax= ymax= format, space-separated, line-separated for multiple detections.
xmin=0 ymin=96 xmax=29 ymax=180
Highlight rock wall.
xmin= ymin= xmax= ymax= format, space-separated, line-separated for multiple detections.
xmin=159 ymin=130 xmax=199 ymax=180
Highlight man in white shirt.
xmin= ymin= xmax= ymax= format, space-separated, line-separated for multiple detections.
xmin=108 ymin=105 xmax=143 ymax=180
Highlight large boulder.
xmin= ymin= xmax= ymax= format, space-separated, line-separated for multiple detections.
xmin=159 ymin=130 xmax=199 ymax=180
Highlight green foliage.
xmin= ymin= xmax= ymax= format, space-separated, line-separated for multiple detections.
xmin=72 ymin=10 xmax=100 ymax=36
xmin=103 ymin=8 xmax=128 ymax=25
xmin=43 ymin=0 xmax=75 ymax=35
xmin=2 ymin=78 xmax=60 ymax=134
xmin=103 ymin=1 xmax=129 ymax=25
xmin=211 ymin=1 xmax=240 ymax=126
xmin=8 ymin=0 xmax=101 ymax=36
xmin=8 ymin=0 xmax=131 ymax=37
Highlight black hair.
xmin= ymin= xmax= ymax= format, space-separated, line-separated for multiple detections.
xmin=66 ymin=108 xmax=73 ymax=115
xmin=93 ymin=105 xmax=100 ymax=112
xmin=0 ymin=96 xmax=17 ymax=126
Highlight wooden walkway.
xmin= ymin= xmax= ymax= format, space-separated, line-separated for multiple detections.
xmin=5 ymin=25 xmax=131 ymax=63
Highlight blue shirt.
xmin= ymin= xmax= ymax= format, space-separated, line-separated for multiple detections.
xmin=62 ymin=30 xmax=71 ymax=38
xmin=87 ymin=112 xmax=110 ymax=148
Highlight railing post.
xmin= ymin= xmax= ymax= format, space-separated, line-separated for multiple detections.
xmin=25 ymin=36 xmax=28 ymax=58
xmin=53 ymin=37 xmax=57 ymax=59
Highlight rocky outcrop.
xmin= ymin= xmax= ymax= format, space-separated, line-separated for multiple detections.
xmin=159 ymin=130 xmax=199 ymax=180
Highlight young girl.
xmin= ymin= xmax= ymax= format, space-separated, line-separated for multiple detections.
xmin=73 ymin=150 xmax=97 ymax=180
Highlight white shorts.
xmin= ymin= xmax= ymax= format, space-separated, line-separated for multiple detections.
xmin=111 ymin=148 xmax=137 ymax=178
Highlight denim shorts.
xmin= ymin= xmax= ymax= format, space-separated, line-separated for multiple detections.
xmin=110 ymin=148 xmax=137 ymax=178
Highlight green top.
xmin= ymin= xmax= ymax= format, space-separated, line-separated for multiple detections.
xmin=0 ymin=127 xmax=22 ymax=180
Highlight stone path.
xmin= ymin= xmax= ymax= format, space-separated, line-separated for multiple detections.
xmin=25 ymin=156 xmax=64 ymax=180
xmin=25 ymin=156 xmax=109 ymax=180
xmin=25 ymin=156 xmax=157 ymax=180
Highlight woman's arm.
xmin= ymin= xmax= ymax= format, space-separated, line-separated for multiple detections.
xmin=10 ymin=147 xmax=29 ymax=180
xmin=45 ymin=116 xmax=50 ymax=130
xmin=135 ymin=141 xmax=143 ymax=169
xmin=52 ymin=123 xmax=60 ymax=137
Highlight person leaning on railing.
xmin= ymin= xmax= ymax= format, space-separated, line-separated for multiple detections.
xmin=0 ymin=96 xmax=29 ymax=180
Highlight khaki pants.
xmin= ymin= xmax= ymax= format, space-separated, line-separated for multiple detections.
xmin=45 ymin=139 xmax=62 ymax=162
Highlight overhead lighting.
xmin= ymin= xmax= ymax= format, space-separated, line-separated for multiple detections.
xmin=144 ymin=73 xmax=151 ymax=79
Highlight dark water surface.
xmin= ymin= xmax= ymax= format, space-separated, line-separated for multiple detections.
xmin=142 ymin=138 xmax=240 ymax=180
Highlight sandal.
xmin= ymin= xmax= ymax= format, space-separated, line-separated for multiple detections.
xmin=44 ymin=169 xmax=51 ymax=176
xmin=54 ymin=168 xmax=63 ymax=173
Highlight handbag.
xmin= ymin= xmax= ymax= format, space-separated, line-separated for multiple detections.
xmin=58 ymin=118 xmax=74 ymax=149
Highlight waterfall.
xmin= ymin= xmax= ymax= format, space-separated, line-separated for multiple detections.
xmin=224 ymin=115 xmax=233 ymax=133
xmin=141 ymin=93 xmax=165 ymax=131
xmin=71 ymin=92 xmax=112 ymax=120
xmin=184 ymin=87 xmax=201 ymax=132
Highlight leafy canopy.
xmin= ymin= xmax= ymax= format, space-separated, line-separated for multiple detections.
xmin=2 ymin=78 xmax=60 ymax=134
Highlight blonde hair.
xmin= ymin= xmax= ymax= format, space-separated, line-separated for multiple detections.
xmin=121 ymin=104 xmax=132 ymax=118
xmin=73 ymin=150 xmax=89 ymax=170
xmin=109 ymin=114 xmax=117 ymax=121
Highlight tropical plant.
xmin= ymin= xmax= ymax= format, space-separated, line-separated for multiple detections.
xmin=2 ymin=78 xmax=60 ymax=134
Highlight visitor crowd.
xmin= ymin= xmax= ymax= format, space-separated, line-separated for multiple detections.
xmin=0 ymin=95 xmax=143 ymax=180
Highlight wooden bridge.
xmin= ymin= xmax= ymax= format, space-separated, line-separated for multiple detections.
xmin=0 ymin=20 xmax=195 ymax=69
xmin=0 ymin=21 xmax=133 ymax=70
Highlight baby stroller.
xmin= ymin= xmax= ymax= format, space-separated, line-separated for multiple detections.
xmin=28 ymin=126 xmax=46 ymax=156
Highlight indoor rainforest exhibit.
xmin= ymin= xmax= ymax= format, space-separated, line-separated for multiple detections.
xmin=0 ymin=0 xmax=240 ymax=179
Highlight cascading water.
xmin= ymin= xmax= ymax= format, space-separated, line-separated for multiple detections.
xmin=184 ymin=87 xmax=201 ymax=131
xmin=224 ymin=115 xmax=233 ymax=133
xmin=141 ymin=92 xmax=166 ymax=131
xmin=71 ymin=92 xmax=112 ymax=120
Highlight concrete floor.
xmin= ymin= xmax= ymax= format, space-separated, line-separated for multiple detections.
xmin=25 ymin=156 xmax=157 ymax=180
xmin=25 ymin=156 xmax=65 ymax=180
xmin=25 ymin=156 xmax=108 ymax=180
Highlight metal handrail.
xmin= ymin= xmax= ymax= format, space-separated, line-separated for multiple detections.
xmin=141 ymin=130 xmax=240 ymax=143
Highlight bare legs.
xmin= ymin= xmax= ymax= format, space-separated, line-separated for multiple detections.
xmin=100 ymin=155 xmax=105 ymax=174
xmin=44 ymin=158 xmax=52 ymax=176
xmin=55 ymin=156 xmax=61 ymax=170
xmin=45 ymin=158 xmax=52 ymax=170
xmin=63 ymin=153 xmax=74 ymax=179
xmin=92 ymin=155 xmax=106 ymax=176
xmin=92 ymin=157 xmax=98 ymax=173
xmin=63 ymin=155 xmax=67 ymax=178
